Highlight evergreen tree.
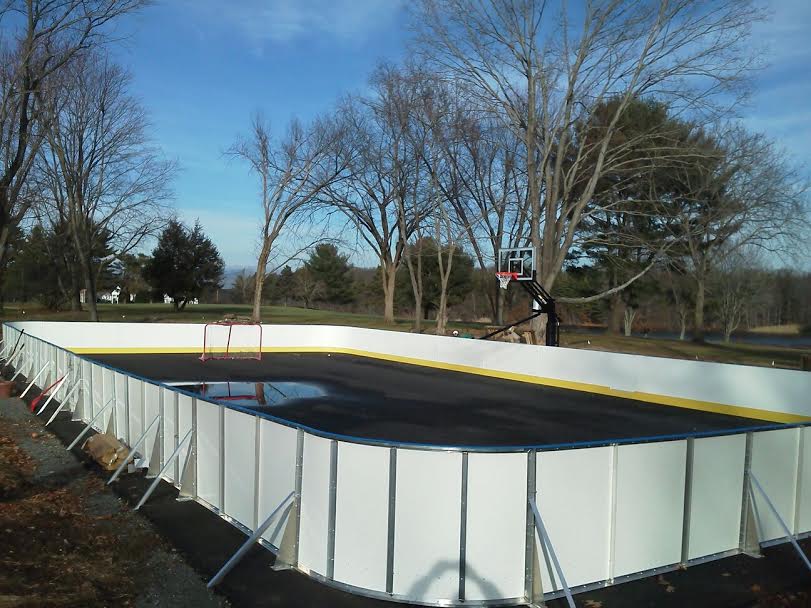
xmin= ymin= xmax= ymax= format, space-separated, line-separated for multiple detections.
xmin=304 ymin=244 xmax=355 ymax=305
xmin=143 ymin=220 xmax=224 ymax=310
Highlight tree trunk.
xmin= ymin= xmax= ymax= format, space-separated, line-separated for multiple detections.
xmin=495 ymin=288 xmax=505 ymax=326
xmin=82 ymin=263 xmax=99 ymax=321
xmin=173 ymin=299 xmax=179 ymax=312
xmin=0 ymin=224 xmax=10 ymax=311
xmin=252 ymin=239 xmax=271 ymax=322
xmin=607 ymin=292 xmax=624 ymax=334
xmin=679 ymin=309 xmax=688 ymax=341
xmin=381 ymin=261 xmax=396 ymax=323
xmin=403 ymin=244 xmax=423 ymax=333
xmin=623 ymin=307 xmax=636 ymax=337
xmin=693 ymin=278 xmax=706 ymax=343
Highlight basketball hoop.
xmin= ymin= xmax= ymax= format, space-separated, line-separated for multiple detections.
xmin=496 ymin=271 xmax=518 ymax=290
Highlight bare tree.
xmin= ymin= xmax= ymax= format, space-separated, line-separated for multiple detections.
xmin=714 ymin=253 xmax=758 ymax=343
xmin=327 ymin=78 xmax=428 ymax=324
xmin=39 ymin=53 xmax=174 ymax=320
xmin=660 ymin=125 xmax=808 ymax=341
xmin=230 ymin=114 xmax=347 ymax=322
xmin=414 ymin=0 xmax=765 ymax=338
xmin=0 ymin=0 xmax=148 ymax=304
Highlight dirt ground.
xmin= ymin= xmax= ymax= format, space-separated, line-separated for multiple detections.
xmin=0 ymin=396 xmax=228 ymax=608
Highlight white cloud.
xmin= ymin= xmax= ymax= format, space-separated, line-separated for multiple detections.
xmin=186 ymin=0 xmax=405 ymax=49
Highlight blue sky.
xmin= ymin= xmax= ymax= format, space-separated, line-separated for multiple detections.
xmin=112 ymin=0 xmax=809 ymax=270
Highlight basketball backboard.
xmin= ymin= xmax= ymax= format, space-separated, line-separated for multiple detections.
xmin=498 ymin=247 xmax=535 ymax=281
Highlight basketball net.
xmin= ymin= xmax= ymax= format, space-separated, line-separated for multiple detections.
xmin=496 ymin=272 xmax=517 ymax=290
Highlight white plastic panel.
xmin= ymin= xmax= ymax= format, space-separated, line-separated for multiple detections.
xmin=160 ymin=388 xmax=178 ymax=483
xmin=333 ymin=442 xmax=390 ymax=591
xmin=142 ymin=383 xmax=162 ymax=468
xmin=466 ymin=452 xmax=526 ymax=601
xmin=751 ymin=428 xmax=800 ymax=541
xmin=102 ymin=369 xmax=116 ymax=433
xmin=177 ymin=394 xmax=194 ymax=482
xmin=797 ymin=427 xmax=811 ymax=534
xmin=258 ymin=420 xmax=298 ymax=547
xmin=196 ymin=400 xmax=222 ymax=510
xmin=114 ymin=372 xmax=129 ymax=442
xmin=393 ymin=449 xmax=462 ymax=602
xmin=128 ymin=377 xmax=144 ymax=446
xmin=224 ymin=409 xmax=256 ymax=527
xmin=537 ymin=446 xmax=613 ymax=590
xmin=688 ymin=434 xmax=746 ymax=559
xmin=299 ymin=434 xmax=332 ymax=576
xmin=91 ymin=364 xmax=104 ymax=415
xmin=614 ymin=440 xmax=687 ymax=578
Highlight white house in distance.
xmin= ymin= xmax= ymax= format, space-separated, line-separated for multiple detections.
xmin=80 ymin=287 xmax=136 ymax=304
xmin=163 ymin=294 xmax=199 ymax=305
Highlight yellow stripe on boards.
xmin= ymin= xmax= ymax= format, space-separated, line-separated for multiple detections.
xmin=67 ymin=345 xmax=810 ymax=424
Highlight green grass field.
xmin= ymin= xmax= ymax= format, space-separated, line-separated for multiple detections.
xmin=2 ymin=302 xmax=809 ymax=370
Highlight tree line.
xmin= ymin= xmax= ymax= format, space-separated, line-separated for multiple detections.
xmin=1 ymin=1 xmax=808 ymax=343
xmin=226 ymin=0 xmax=808 ymax=341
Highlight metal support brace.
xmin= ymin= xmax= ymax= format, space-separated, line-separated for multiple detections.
xmin=4 ymin=345 xmax=25 ymax=371
xmin=10 ymin=352 xmax=33 ymax=381
xmin=135 ymin=428 xmax=194 ymax=510
xmin=529 ymin=497 xmax=576 ymax=608
xmin=207 ymin=491 xmax=295 ymax=589
xmin=44 ymin=379 xmax=86 ymax=426
xmin=35 ymin=375 xmax=68 ymax=415
xmin=749 ymin=473 xmax=811 ymax=572
xmin=108 ymin=415 xmax=162 ymax=484
xmin=66 ymin=397 xmax=116 ymax=451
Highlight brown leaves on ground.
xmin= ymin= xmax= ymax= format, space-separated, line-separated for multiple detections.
xmin=0 ymin=429 xmax=158 ymax=607
xmin=749 ymin=582 xmax=811 ymax=607
xmin=0 ymin=434 xmax=35 ymax=498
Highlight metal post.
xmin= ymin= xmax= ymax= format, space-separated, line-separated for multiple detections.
xmin=529 ymin=497 xmax=576 ymax=608
xmin=66 ymin=397 xmax=116 ymax=451
xmin=253 ymin=416 xmax=262 ymax=529
xmin=326 ymin=439 xmax=338 ymax=580
xmin=386 ymin=447 xmax=397 ymax=595
xmin=135 ymin=428 xmax=194 ymax=510
xmin=458 ymin=452 xmax=469 ymax=602
xmin=207 ymin=491 xmax=295 ymax=588
xmin=21 ymin=362 xmax=50 ymax=399
xmin=681 ymin=437 xmax=695 ymax=563
xmin=45 ymin=379 xmax=86 ymax=426
xmin=108 ymin=414 xmax=162 ymax=484
xmin=524 ymin=450 xmax=538 ymax=603
xmin=749 ymin=473 xmax=811 ymax=572
xmin=739 ymin=433 xmax=761 ymax=557
xmin=607 ymin=444 xmax=619 ymax=581
xmin=219 ymin=405 xmax=226 ymax=512
xmin=10 ymin=352 xmax=32 ymax=381
xmin=35 ymin=375 xmax=68 ymax=415
xmin=292 ymin=430 xmax=304 ymax=566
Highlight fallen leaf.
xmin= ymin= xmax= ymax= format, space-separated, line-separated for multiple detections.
xmin=665 ymin=585 xmax=675 ymax=593
xmin=584 ymin=601 xmax=603 ymax=608
xmin=751 ymin=584 xmax=762 ymax=593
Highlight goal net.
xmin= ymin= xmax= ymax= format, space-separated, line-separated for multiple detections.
xmin=201 ymin=321 xmax=263 ymax=361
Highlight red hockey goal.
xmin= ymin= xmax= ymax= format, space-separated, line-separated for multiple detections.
xmin=200 ymin=320 xmax=263 ymax=361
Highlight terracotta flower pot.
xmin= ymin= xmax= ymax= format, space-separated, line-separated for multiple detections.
xmin=0 ymin=380 xmax=15 ymax=399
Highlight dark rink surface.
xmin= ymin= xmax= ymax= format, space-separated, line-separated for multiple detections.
xmin=86 ymin=352 xmax=775 ymax=446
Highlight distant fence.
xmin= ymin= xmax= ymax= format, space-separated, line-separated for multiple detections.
xmin=2 ymin=321 xmax=811 ymax=606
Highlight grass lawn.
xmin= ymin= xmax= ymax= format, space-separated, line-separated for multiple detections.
xmin=2 ymin=302 xmax=809 ymax=370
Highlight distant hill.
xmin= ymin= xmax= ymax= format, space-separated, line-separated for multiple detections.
xmin=223 ymin=266 xmax=250 ymax=289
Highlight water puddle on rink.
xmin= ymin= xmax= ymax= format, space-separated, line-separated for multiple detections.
xmin=174 ymin=381 xmax=328 ymax=408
